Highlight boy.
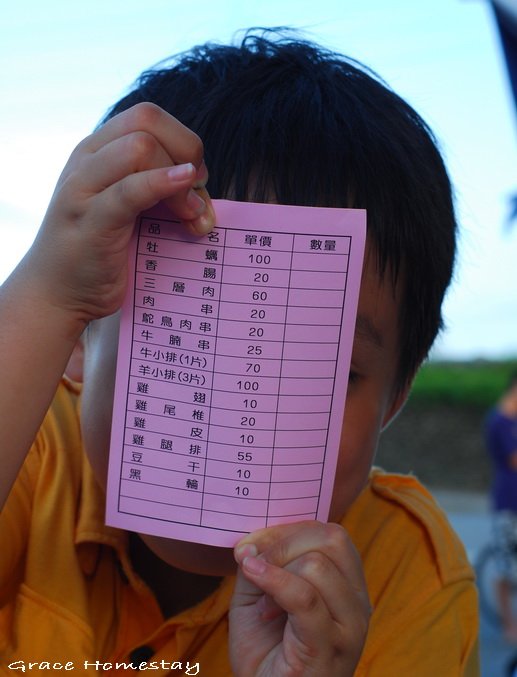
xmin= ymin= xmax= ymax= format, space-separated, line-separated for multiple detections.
xmin=0 ymin=31 xmax=478 ymax=675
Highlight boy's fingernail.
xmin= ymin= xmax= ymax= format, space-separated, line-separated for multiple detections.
xmin=191 ymin=208 xmax=215 ymax=235
xmin=234 ymin=542 xmax=258 ymax=563
xmin=243 ymin=555 xmax=267 ymax=576
xmin=186 ymin=188 xmax=206 ymax=215
xmin=167 ymin=163 xmax=196 ymax=181
xmin=194 ymin=160 xmax=209 ymax=189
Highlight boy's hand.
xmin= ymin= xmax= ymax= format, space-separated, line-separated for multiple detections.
xmin=27 ymin=102 xmax=215 ymax=329
xmin=229 ymin=521 xmax=370 ymax=677
xmin=0 ymin=103 xmax=215 ymax=510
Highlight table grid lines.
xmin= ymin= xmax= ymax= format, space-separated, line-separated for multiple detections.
xmin=109 ymin=204 xmax=365 ymax=546
xmin=265 ymin=233 xmax=295 ymax=525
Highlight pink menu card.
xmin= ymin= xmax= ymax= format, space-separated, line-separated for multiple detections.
xmin=106 ymin=199 xmax=366 ymax=547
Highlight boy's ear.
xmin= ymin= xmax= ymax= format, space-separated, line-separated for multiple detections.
xmin=381 ymin=380 xmax=412 ymax=431
xmin=64 ymin=338 xmax=85 ymax=384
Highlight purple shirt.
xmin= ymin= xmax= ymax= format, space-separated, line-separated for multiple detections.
xmin=486 ymin=408 xmax=517 ymax=511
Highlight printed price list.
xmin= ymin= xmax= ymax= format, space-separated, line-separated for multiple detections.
xmin=107 ymin=200 xmax=365 ymax=546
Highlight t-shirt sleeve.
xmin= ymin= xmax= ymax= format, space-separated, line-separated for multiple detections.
xmin=344 ymin=471 xmax=480 ymax=675
xmin=0 ymin=380 xmax=81 ymax=607
xmin=0 ymin=440 xmax=42 ymax=605
xmin=356 ymin=577 xmax=479 ymax=675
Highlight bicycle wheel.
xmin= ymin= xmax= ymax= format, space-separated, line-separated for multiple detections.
xmin=475 ymin=544 xmax=504 ymax=628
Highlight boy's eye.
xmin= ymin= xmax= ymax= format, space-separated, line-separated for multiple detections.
xmin=348 ymin=369 xmax=360 ymax=385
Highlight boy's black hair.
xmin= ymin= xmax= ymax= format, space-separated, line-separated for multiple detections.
xmin=104 ymin=28 xmax=457 ymax=392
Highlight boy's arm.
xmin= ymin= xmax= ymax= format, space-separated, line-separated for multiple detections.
xmin=0 ymin=268 xmax=85 ymax=510
xmin=0 ymin=103 xmax=215 ymax=511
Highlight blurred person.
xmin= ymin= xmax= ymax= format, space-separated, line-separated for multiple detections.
xmin=486 ymin=371 xmax=517 ymax=641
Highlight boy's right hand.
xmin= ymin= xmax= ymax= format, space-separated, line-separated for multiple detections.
xmin=1 ymin=102 xmax=214 ymax=509
xmin=28 ymin=102 xmax=215 ymax=330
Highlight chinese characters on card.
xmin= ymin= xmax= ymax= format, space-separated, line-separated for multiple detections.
xmin=106 ymin=200 xmax=366 ymax=546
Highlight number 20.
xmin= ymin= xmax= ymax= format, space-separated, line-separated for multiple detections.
xmin=254 ymin=272 xmax=269 ymax=283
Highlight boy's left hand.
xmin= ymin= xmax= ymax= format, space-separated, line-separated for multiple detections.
xmin=229 ymin=521 xmax=370 ymax=676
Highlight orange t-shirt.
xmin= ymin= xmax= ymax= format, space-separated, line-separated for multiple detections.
xmin=0 ymin=381 xmax=479 ymax=675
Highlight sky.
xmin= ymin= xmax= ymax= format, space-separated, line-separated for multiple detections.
xmin=0 ymin=0 xmax=515 ymax=361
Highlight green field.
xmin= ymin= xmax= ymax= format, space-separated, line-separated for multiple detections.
xmin=409 ymin=359 xmax=517 ymax=408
